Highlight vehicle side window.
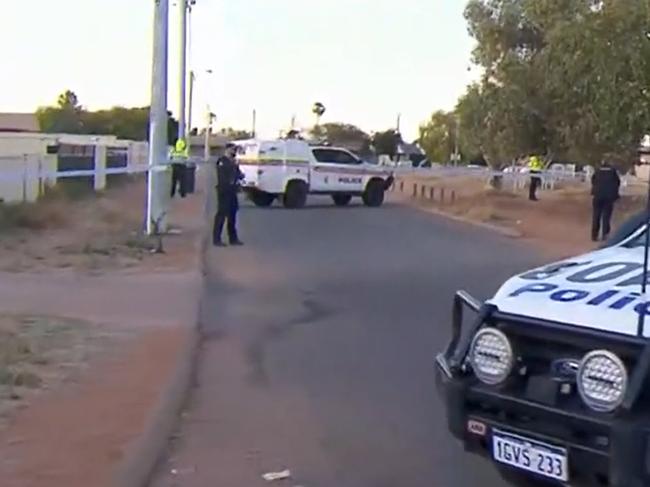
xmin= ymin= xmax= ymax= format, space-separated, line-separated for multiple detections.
xmin=312 ymin=149 xmax=336 ymax=163
xmin=332 ymin=150 xmax=360 ymax=165
xmin=312 ymin=149 xmax=361 ymax=165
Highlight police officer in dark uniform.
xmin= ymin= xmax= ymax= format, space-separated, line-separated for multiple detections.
xmin=213 ymin=143 xmax=244 ymax=246
xmin=591 ymin=158 xmax=620 ymax=242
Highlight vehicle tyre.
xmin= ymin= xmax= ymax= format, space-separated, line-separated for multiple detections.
xmin=283 ymin=180 xmax=308 ymax=209
xmin=332 ymin=194 xmax=352 ymax=206
xmin=362 ymin=179 xmax=385 ymax=207
xmin=248 ymin=190 xmax=275 ymax=207
xmin=603 ymin=210 xmax=647 ymax=247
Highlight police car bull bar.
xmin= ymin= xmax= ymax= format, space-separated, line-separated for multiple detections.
xmin=436 ymin=290 xmax=650 ymax=413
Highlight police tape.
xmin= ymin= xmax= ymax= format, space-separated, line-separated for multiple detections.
xmin=0 ymin=157 xmax=215 ymax=183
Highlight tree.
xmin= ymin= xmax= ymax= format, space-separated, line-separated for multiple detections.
xmin=371 ymin=129 xmax=401 ymax=157
xmin=37 ymin=90 xmax=84 ymax=133
xmin=219 ymin=127 xmax=253 ymax=140
xmin=57 ymin=90 xmax=81 ymax=110
xmin=309 ymin=123 xmax=371 ymax=155
xmin=447 ymin=0 xmax=650 ymax=169
xmin=418 ymin=111 xmax=458 ymax=163
xmin=36 ymin=91 xmax=179 ymax=144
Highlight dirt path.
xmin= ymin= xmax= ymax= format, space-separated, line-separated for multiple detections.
xmin=0 ymin=174 xmax=208 ymax=487
xmin=0 ymin=325 xmax=187 ymax=487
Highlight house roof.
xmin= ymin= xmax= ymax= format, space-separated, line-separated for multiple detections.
xmin=398 ymin=141 xmax=424 ymax=156
xmin=0 ymin=113 xmax=39 ymax=133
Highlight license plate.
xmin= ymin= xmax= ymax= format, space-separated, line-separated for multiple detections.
xmin=492 ymin=429 xmax=568 ymax=482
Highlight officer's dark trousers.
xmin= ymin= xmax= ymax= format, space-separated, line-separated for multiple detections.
xmin=592 ymin=198 xmax=614 ymax=241
xmin=213 ymin=191 xmax=239 ymax=244
xmin=171 ymin=164 xmax=186 ymax=198
xmin=529 ymin=172 xmax=541 ymax=200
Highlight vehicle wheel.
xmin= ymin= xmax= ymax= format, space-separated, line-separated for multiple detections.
xmin=362 ymin=180 xmax=385 ymax=207
xmin=603 ymin=210 xmax=647 ymax=247
xmin=248 ymin=190 xmax=275 ymax=207
xmin=283 ymin=180 xmax=308 ymax=209
xmin=332 ymin=194 xmax=352 ymax=206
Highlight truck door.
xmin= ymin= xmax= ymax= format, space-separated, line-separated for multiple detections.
xmin=311 ymin=148 xmax=364 ymax=193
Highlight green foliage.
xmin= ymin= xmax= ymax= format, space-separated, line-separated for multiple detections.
xmin=36 ymin=91 xmax=180 ymax=144
xmin=219 ymin=127 xmax=253 ymax=140
xmin=309 ymin=123 xmax=371 ymax=155
xmin=418 ymin=111 xmax=458 ymax=163
xmin=371 ymin=129 xmax=401 ymax=157
xmin=426 ymin=0 xmax=650 ymax=168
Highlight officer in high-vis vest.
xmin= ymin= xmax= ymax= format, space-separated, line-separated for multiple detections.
xmin=528 ymin=155 xmax=543 ymax=201
xmin=171 ymin=138 xmax=189 ymax=198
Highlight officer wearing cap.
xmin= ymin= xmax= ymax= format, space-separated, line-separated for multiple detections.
xmin=213 ymin=143 xmax=244 ymax=246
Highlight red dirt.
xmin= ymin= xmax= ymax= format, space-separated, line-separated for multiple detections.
xmin=0 ymin=173 xmax=206 ymax=487
xmin=0 ymin=325 xmax=187 ymax=487
xmin=392 ymin=175 xmax=646 ymax=259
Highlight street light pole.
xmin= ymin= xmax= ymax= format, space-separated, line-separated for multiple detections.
xmin=146 ymin=0 xmax=170 ymax=235
xmin=204 ymin=107 xmax=214 ymax=162
xmin=178 ymin=0 xmax=188 ymax=139
xmin=188 ymin=70 xmax=195 ymax=134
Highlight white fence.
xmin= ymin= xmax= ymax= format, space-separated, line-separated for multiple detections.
xmin=0 ymin=141 xmax=150 ymax=204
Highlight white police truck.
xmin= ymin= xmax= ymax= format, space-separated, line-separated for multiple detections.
xmin=436 ymin=211 xmax=650 ymax=487
xmin=234 ymin=139 xmax=394 ymax=209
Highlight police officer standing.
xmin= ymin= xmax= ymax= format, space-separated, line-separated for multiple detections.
xmin=171 ymin=138 xmax=189 ymax=198
xmin=591 ymin=158 xmax=620 ymax=242
xmin=213 ymin=143 xmax=244 ymax=246
xmin=528 ymin=154 xmax=544 ymax=201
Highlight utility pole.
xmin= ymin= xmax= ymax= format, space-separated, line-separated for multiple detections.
xmin=204 ymin=107 xmax=214 ymax=162
xmin=146 ymin=0 xmax=170 ymax=235
xmin=252 ymin=109 xmax=257 ymax=138
xmin=188 ymin=70 xmax=195 ymax=135
xmin=396 ymin=113 xmax=401 ymax=133
xmin=178 ymin=0 xmax=188 ymax=139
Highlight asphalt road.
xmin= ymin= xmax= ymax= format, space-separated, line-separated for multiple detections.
xmin=151 ymin=197 xmax=544 ymax=487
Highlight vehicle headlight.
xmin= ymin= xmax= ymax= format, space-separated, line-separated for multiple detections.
xmin=577 ymin=350 xmax=628 ymax=413
xmin=469 ymin=328 xmax=514 ymax=385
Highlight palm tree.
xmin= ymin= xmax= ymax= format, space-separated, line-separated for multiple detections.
xmin=312 ymin=102 xmax=326 ymax=126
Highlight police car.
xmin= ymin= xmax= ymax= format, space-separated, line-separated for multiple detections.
xmin=436 ymin=211 xmax=650 ymax=487
xmin=234 ymin=139 xmax=394 ymax=208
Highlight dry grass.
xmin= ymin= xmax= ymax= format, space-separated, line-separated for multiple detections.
xmin=0 ymin=200 xmax=69 ymax=232
xmin=0 ymin=177 xmax=167 ymax=272
xmin=0 ymin=315 xmax=118 ymax=419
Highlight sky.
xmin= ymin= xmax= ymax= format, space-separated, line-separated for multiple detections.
xmin=1 ymin=0 xmax=479 ymax=141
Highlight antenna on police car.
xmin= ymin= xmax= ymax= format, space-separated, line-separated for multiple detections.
xmin=637 ymin=134 xmax=650 ymax=336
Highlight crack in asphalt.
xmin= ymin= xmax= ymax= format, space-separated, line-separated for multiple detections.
xmin=246 ymin=294 xmax=337 ymax=386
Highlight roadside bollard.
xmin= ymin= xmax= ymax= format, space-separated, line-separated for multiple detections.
xmin=413 ymin=183 xmax=418 ymax=197
xmin=421 ymin=185 xmax=426 ymax=198
xmin=451 ymin=190 xmax=456 ymax=204
xmin=399 ymin=180 xmax=404 ymax=192
xmin=441 ymin=188 xmax=445 ymax=204
xmin=429 ymin=187 xmax=435 ymax=200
